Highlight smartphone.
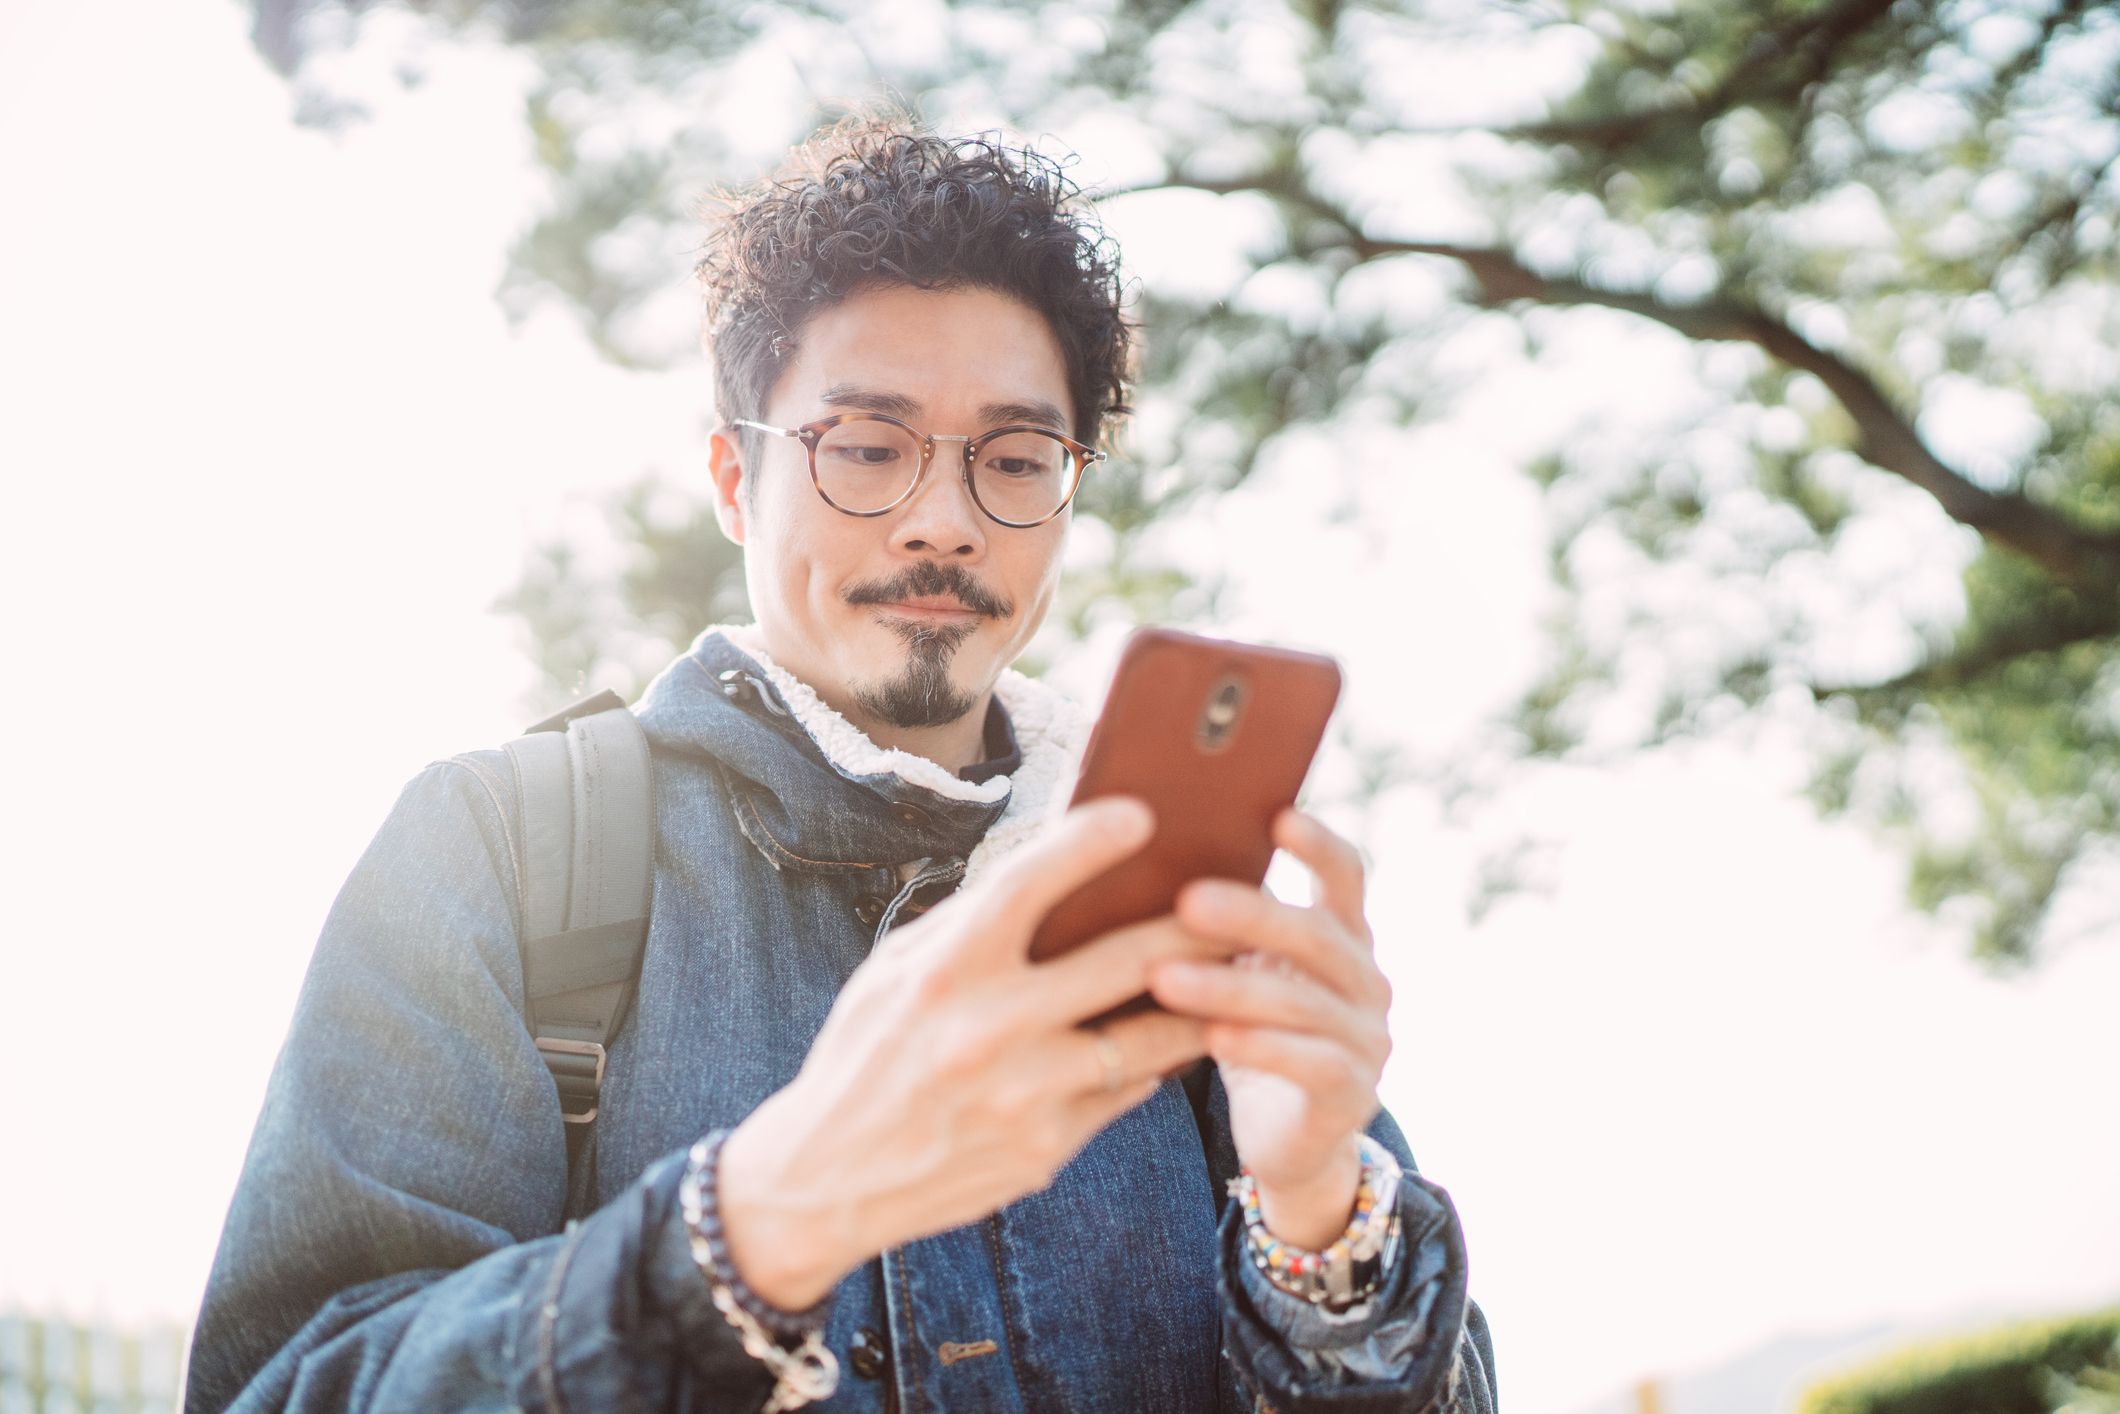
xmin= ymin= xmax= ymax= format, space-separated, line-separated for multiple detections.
xmin=1029 ymin=627 xmax=1343 ymax=1023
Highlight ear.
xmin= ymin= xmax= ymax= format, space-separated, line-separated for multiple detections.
xmin=708 ymin=426 xmax=748 ymax=546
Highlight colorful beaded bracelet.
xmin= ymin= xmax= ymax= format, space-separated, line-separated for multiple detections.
xmin=1229 ymin=1133 xmax=1404 ymax=1310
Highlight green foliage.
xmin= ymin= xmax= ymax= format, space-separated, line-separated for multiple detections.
xmin=1799 ymin=1309 xmax=2120 ymax=1414
xmin=255 ymin=0 xmax=2120 ymax=960
xmin=492 ymin=475 xmax=747 ymax=713
xmin=2050 ymin=1339 xmax=2120 ymax=1414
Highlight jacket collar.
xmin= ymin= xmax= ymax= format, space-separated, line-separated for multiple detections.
xmin=634 ymin=624 xmax=1089 ymax=883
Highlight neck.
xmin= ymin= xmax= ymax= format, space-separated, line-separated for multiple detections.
xmin=737 ymin=621 xmax=996 ymax=776
xmin=839 ymin=695 xmax=992 ymax=775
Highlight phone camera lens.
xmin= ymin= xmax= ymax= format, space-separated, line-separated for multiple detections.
xmin=1197 ymin=675 xmax=1246 ymax=750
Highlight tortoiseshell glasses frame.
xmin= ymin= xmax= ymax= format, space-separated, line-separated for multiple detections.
xmin=726 ymin=411 xmax=1106 ymax=528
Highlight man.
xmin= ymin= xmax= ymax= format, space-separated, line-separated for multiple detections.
xmin=187 ymin=114 xmax=1497 ymax=1413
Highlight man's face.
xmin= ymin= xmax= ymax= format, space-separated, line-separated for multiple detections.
xmin=709 ymin=282 xmax=1077 ymax=734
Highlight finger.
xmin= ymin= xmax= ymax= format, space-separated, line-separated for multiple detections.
xmin=1021 ymin=914 xmax=1238 ymax=1027
xmin=1174 ymin=881 xmax=1377 ymax=1007
xmin=1057 ymin=1009 xmax=1210 ymax=1099
xmin=1274 ymin=811 xmax=1371 ymax=945
xmin=982 ymin=795 xmax=1155 ymax=936
xmin=1148 ymin=958 xmax=1385 ymax=1068
xmin=1204 ymin=1022 xmax=1379 ymax=1107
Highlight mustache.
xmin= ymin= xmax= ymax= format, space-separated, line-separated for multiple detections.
xmin=843 ymin=561 xmax=1014 ymax=620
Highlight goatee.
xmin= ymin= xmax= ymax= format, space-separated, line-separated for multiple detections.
xmin=854 ymin=619 xmax=981 ymax=728
xmin=843 ymin=561 xmax=1012 ymax=730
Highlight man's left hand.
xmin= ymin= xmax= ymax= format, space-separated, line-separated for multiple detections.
xmin=1147 ymin=809 xmax=1392 ymax=1250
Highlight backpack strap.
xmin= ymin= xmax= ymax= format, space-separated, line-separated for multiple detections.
xmin=501 ymin=689 xmax=655 ymax=1130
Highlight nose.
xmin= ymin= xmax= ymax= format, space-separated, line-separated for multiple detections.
xmin=893 ymin=436 xmax=987 ymax=557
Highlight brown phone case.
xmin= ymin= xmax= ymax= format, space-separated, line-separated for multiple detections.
xmin=1029 ymin=627 xmax=1342 ymax=1020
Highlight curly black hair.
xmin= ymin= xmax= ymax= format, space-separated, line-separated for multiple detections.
xmin=693 ymin=109 xmax=1135 ymax=472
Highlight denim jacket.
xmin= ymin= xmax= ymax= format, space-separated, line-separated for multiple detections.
xmin=186 ymin=627 xmax=1497 ymax=1413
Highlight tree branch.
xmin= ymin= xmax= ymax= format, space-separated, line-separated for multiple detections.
xmin=1486 ymin=0 xmax=1900 ymax=149
xmin=1993 ymin=119 xmax=2120 ymax=279
xmin=1107 ymin=165 xmax=2120 ymax=592
xmin=1813 ymin=608 xmax=2120 ymax=703
xmin=1403 ymin=242 xmax=2120 ymax=589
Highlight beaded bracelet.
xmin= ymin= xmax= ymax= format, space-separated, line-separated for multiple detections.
xmin=679 ymin=1130 xmax=839 ymax=1412
xmin=1229 ymin=1134 xmax=1405 ymax=1311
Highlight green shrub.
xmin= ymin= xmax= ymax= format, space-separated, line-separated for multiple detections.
xmin=2047 ymin=1343 xmax=2120 ymax=1414
xmin=1800 ymin=1308 xmax=2120 ymax=1414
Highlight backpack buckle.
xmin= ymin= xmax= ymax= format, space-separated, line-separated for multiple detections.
xmin=536 ymin=1037 xmax=608 ymax=1124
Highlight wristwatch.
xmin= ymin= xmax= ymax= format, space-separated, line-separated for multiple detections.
xmin=1230 ymin=1134 xmax=1405 ymax=1311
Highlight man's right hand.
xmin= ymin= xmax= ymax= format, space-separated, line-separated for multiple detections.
xmin=715 ymin=795 xmax=1226 ymax=1311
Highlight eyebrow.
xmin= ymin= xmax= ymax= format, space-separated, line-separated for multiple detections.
xmin=817 ymin=383 xmax=1073 ymax=435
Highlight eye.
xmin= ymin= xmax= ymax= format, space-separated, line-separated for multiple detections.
xmin=976 ymin=431 xmax=1066 ymax=479
xmin=826 ymin=442 xmax=902 ymax=466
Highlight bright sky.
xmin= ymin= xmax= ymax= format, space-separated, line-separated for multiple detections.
xmin=3 ymin=4 xmax=2116 ymax=1413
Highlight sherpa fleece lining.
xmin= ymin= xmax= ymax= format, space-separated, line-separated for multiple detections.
xmin=709 ymin=623 xmax=1091 ymax=889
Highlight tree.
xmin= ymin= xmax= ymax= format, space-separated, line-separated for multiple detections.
xmin=250 ymin=0 xmax=2120 ymax=962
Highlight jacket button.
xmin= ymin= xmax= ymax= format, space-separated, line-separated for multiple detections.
xmin=854 ymin=895 xmax=887 ymax=927
xmin=891 ymin=802 xmax=932 ymax=828
xmin=849 ymin=1327 xmax=889 ymax=1379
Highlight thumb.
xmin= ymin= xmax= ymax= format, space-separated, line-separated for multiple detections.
xmin=978 ymin=795 xmax=1154 ymax=942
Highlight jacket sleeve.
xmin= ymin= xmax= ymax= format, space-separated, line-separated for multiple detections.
xmin=184 ymin=761 xmax=786 ymax=1414
xmin=1181 ymin=1063 xmax=1498 ymax=1413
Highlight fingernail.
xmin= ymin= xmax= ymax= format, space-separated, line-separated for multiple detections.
xmin=1185 ymin=883 xmax=1240 ymax=920
xmin=1154 ymin=961 xmax=1204 ymax=989
xmin=1101 ymin=796 xmax=1153 ymax=838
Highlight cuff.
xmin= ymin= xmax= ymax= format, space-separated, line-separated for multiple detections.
xmin=505 ymin=1146 xmax=780 ymax=1412
xmin=638 ymin=1148 xmax=785 ymax=1398
xmin=1218 ymin=1173 xmax=1472 ymax=1410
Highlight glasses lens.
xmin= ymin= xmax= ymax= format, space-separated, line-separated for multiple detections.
xmin=813 ymin=417 xmax=924 ymax=512
xmin=970 ymin=430 xmax=1080 ymax=525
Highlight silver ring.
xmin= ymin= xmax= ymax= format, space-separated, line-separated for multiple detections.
xmin=1092 ymin=1031 xmax=1125 ymax=1093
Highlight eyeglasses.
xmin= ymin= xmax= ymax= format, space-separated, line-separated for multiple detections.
xmin=727 ymin=412 xmax=1106 ymax=528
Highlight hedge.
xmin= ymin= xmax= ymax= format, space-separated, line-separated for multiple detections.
xmin=1800 ymin=1307 xmax=2120 ymax=1414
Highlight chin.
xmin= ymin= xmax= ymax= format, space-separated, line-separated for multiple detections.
xmin=851 ymin=626 xmax=988 ymax=730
